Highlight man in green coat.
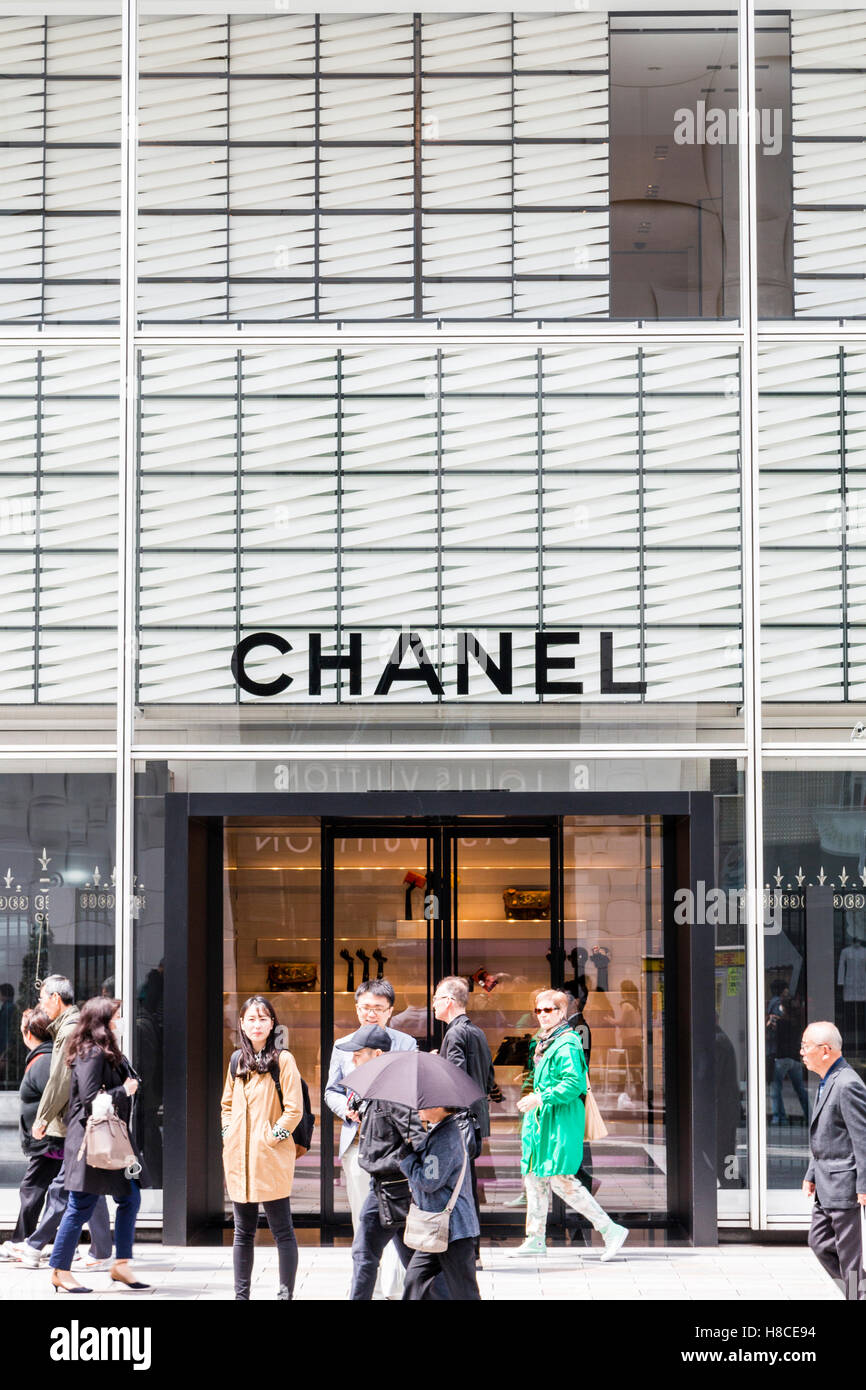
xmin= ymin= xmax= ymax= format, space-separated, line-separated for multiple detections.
xmin=515 ymin=989 xmax=628 ymax=1261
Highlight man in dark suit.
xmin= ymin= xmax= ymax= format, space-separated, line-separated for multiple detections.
xmin=801 ymin=1021 xmax=866 ymax=1300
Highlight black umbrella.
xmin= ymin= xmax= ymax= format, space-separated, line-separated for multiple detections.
xmin=342 ymin=1050 xmax=484 ymax=1110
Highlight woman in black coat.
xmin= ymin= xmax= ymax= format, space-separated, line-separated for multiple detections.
xmin=48 ymin=996 xmax=148 ymax=1294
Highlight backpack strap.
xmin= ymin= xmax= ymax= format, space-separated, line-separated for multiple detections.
xmin=231 ymin=1049 xmax=286 ymax=1112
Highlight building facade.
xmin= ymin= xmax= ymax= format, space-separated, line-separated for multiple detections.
xmin=1 ymin=0 xmax=865 ymax=1242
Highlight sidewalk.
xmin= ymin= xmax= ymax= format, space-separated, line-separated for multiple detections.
xmin=0 ymin=1238 xmax=842 ymax=1301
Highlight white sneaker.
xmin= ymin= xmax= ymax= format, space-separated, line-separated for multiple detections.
xmin=17 ymin=1243 xmax=46 ymax=1268
xmin=503 ymin=1190 xmax=527 ymax=1208
xmin=508 ymin=1236 xmax=547 ymax=1257
xmin=600 ymin=1222 xmax=629 ymax=1263
xmin=0 ymin=1240 xmax=26 ymax=1261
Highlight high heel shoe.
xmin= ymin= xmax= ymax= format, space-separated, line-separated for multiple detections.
xmin=110 ymin=1262 xmax=150 ymax=1291
xmin=51 ymin=1270 xmax=92 ymax=1294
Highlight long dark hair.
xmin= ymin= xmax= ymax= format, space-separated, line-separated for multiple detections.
xmin=235 ymin=996 xmax=280 ymax=1077
xmin=67 ymin=997 xmax=123 ymax=1069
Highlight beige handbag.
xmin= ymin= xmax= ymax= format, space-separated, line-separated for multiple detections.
xmin=403 ymin=1142 xmax=469 ymax=1254
xmin=584 ymin=1078 xmax=608 ymax=1141
xmin=77 ymin=1091 xmax=137 ymax=1172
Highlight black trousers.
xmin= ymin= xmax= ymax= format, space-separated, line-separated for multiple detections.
xmin=232 ymin=1197 xmax=298 ymax=1300
xmin=809 ymin=1201 xmax=865 ymax=1301
xmin=12 ymin=1152 xmax=63 ymax=1242
xmin=350 ymin=1189 xmax=413 ymax=1300
xmin=403 ymin=1237 xmax=481 ymax=1301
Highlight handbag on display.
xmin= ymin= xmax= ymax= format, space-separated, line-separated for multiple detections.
xmin=77 ymin=1089 xmax=137 ymax=1172
xmin=267 ymin=962 xmax=317 ymax=992
xmin=584 ymin=1078 xmax=608 ymax=1141
xmin=403 ymin=1142 xmax=469 ymax=1254
xmin=503 ymin=887 xmax=551 ymax=920
xmin=375 ymin=1177 xmax=412 ymax=1229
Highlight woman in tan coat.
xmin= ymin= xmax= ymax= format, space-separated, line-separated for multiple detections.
xmin=221 ymin=996 xmax=304 ymax=1300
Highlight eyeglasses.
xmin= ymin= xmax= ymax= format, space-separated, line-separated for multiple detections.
xmin=358 ymin=1003 xmax=390 ymax=1014
xmin=535 ymin=1006 xmax=558 ymax=1015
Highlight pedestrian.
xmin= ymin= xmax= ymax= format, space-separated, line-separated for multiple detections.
xmin=513 ymin=989 xmax=628 ymax=1260
xmin=221 ymin=995 xmax=304 ymax=1300
xmin=801 ymin=1020 xmax=866 ymax=1300
xmin=433 ymin=975 xmax=496 ymax=1261
xmin=12 ymin=975 xmax=111 ymax=1270
xmin=767 ymin=982 xmax=809 ymax=1125
xmin=400 ymin=1104 xmax=481 ymax=1300
xmin=340 ymin=1024 xmax=424 ymax=1300
xmin=325 ymin=978 xmax=416 ymax=1297
xmin=0 ymin=1010 xmax=63 ymax=1254
xmin=48 ymin=996 xmax=148 ymax=1294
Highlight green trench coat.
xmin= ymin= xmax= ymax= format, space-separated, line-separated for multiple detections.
xmin=520 ymin=1027 xmax=587 ymax=1177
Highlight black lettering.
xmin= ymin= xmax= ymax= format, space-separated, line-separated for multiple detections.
xmin=230 ymin=632 xmax=293 ymax=697
xmin=374 ymin=631 xmax=444 ymax=697
xmin=309 ymin=632 xmax=363 ymax=695
xmin=599 ymin=631 xmax=646 ymax=694
xmin=456 ymin=632 xmax=513 ymax=695
xmin=535 ymin=632 xmax=583 ymax=695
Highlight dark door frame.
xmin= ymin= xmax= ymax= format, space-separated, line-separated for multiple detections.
xmin=164 ymin=790 xmax=717 ymax=1246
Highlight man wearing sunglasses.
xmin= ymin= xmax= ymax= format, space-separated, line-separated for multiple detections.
xmin=512 ymin=989 xmax=628 ymax=1261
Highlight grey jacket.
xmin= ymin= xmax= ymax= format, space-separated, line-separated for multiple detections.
xmin=400 ymin=1112 xmax=479 ymax=1243
xmin=33 ymin=1004 xmax=80 ymax=1140
xmin=324 ymin=1026 xmax=417 ymax=1158
xmin=805 ymin=1058 xmax=866 ymax=1209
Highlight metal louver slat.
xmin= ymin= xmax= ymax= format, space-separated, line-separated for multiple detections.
xmin=242 ymin=476 xmax=337 ymax=548
xmin=341 ymin=400 xmax=436 ymax=470
xmin=442 ymin=474 xmax=537 ymax=548
xmin=645 ymin=551 xmax=741 ymax=624
xmin=228 ymin=15 xmax=316 ymax=73
xmin=543 ymin=473 xmax=639 ymax=547
xmin=421 ymin=14 xmax=512 ymax=71
xmin=138 ymin=15 xmax=227 ymax=72
xmin=242 ymin=554 xmax=337 ymax=627
xmin=38 ymin=636 xmax=116 ymax=704
xmin=443 ymin=553 xmax=538 ymax=624
xmin=544 ymin=553 xmax=639 ymax=624
xmin=514 ymin=13 xmax=608 ymax=71
xmin=319 ymin=15 xmax=413 ymax=73
xmin=47 ymin=17 xmax=122 ymax=76
xmin=140 ymin=554 xmax=235 ymax=627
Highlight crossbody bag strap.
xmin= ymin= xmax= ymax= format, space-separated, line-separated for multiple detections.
xmin=443 ymin=1140 xmax=469 ymax=1216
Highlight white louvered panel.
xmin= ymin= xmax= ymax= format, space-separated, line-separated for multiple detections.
xmin=139 ymin=553 xmax=234 ymax=627
xmin=241 ymin=553 xmax=337 ymax=627
xmin=542 ymin=399 xmax=638 ymax=470
xmin=0 ymin=553 xmax=33 ymax=619
xmin=0 ymin=404 xmax=36 ymax=471
xmin=229 ymin=285 xmax=313 ymax=320
xmin=850 ymin=639 xmax=866 ymax=701
xmin=241 ymin=398 xmax=336 ymax=471
xmin=140 ymin=400 xmax=237 ymax=473
xmin=761 ymin=627 xmax=842 ymax=700
xmin=230 ymin=148 xmax=316 ymax=211
xmin=440 ymin=629 xmax=537 ymax=702
xmin=45 ymin=218 xmax=121 ymax=279
xmin=38 ymin=633 xmax=116 ymax=704
xmin=759 ymin=473 xmax=840 ymax=546
xmin=0 ymin=81 xmax=43 ymax=139
xmin=443 ymin=553 xmax=538 ymax=624
xmin=514 ymin=13 xmax=608 ymax=71
xmin=0 ymin=217 xmax=40 ymax=278
xmin=229 ymin=216 xmax=314 ymax=277
xmin=515 ymin=76 xmax=608 ymax=139
xmin=442 ymin=346 xmax=537 ymax=392
xmin=0 ymin=632 xmax=34 ymax=702
xmin=844 ymin=557 xmax=866 ymax=622
xmin=758 ymin=395 xmax=839 ymax=468
xmin=320 ymin=148 xmax=413 ymax=209
xmin=544 ymin=553 xmax=639 ymax=624
xmin=761 ymin=550 xmax=841 ymax=623
xmin=442 ymin=474 xmax=537 ymax=548
xmin=645 ymin=474 xmax=741 ymax=546
xmin=423 ymin=282 xmax=512 ymax=318
xmin=319 ymin=281 xmax=413 ymax=320
xmin=138 ymin=215 xmax=226 ymax=277
xmin=422 ymin=146 xmax=512 ymax=210
xmin=320 ymin=79 xmax=412 ymax=141
xmin=341 ymin=348 xmax=434 ymax=394
xmin=514 ymin=284 xmax=609 ymax=318
xmin=791 ymin=11 xmax=866 ymax=66
xmin=343 ymin=473 xmax=437 ymax=546
xmin=230 ymin=80 xmax=315 ymax=142
xmin=138 ymin=280 xmax=226 ymax=322
xmin=241 ymin=476 xmax=337 ymax=548
xmin=46 ymin=148 xmax=121 ymax=210
xmin=43 ymin=285 xmax=120 ymax=321
xmin=341 ymin=554 xmax=438 ymax=626
xmin=0 ymin=479 xmax=35 ymax=550
xmin=137 ymin=631 xmax=236 ymax=703
xmin=140 ymin=475 xmax=236 ymax=549
xmin=138 ymin=16 xmax=227 ymax=73
xmin=794 ymin=282 xmax=866 ymax=317
xmin=515 ymin=212 xmax=609 ymax=275
xmin=319 ymin=214 xmax=413 ymax=276
xmin=141 ymin=347 xmax=235 ymax=395
xmin=41 ymin=400 xmax=118 ymax=473
xmin=319 ymin=15 xmax=413 ymax=73
xmin=229 ymin=15 xmax=316 ymax=74
xmin=341 ymin=398 xmax=436 ymax=471
xmin=138 ymin=147 xmax=226 ymax=209
xmin=139 ymin=78 xmax=226 ymax=142
xmin=0 ymin=348 xmax=37 ymax=390
xmin=40 ymin=554 xmax=117 ymax=627
xmin=543 ymin=346 xmax=637 ymax=393
xmin=643 ymin=345 xmax=740 ymax=393
xmin=242 ymin=347 xmax=337 ymax=395
xmin=794 ymin=211 xmax=866 ymax=275
xmin=543 ymin=473 xmax=638 ymax=547
xmin=846 ymin=402 xmax=866 ymax=470
xmin=757 ymin=344 xmax=840 ymax=391
xmin=421 ymin=14 xmax=512 ymax=72
xmin=0 ymin=18 xmax=44 ymax=74
xmin=422 ymin=78 xmax=511 ymax=140
xmin=645 ymin=551 xmax=741 ymax=624
xmin=514 ymin=145 xmax=608 ymax=208
xmin=46 ymin=80 xmax=120 ymax=141
xmin=41 ymin=477 xmax=118 ymax=550
xmin=42 ymin=345 xmax=118 ymax=393
xmin=792 ymin=73 xmax=866 ymax=139
xmin=423 ymin=215 xmax=511 ymax=276
xmin=794 ymin=144 xmax=866 ymax=208
xmin=646 ymin=629 xmax=742 ymax=702
xmin=643 ymin=397 xmax=740 ymax=470
xmin=0 ymin=148 xmax=43 ymax=208
xmin=47 ymin=17 xmax=121 ymax=77
xmin=441 ymin=398 xmax=537 ymax=470
xmin=843 ymin=347 xmax=866 ymax=389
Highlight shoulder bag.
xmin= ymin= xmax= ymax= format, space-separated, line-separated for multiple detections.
xmin=77 ymin=1086 xmax=137 ymax=1172
xmin=403 ymin=1139 xmax=468 ymax=1254
xmin=584 ymin=1076 xmax=608 ymax=1141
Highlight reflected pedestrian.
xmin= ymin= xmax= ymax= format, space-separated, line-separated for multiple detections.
xmin=0 ymin=1010 xmax=62 ymax=1257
